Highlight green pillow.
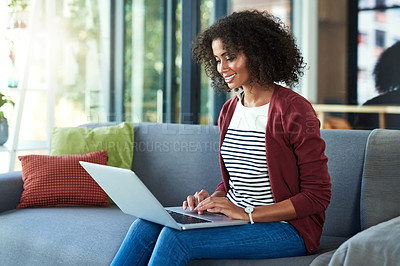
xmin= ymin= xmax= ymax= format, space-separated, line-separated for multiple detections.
xmin=51 ymin=122 xmax=134 ymax=170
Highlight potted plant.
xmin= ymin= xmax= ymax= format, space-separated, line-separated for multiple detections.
xmin=7 ymin=0 xmax=30 ymax=28
xmin=0 ymin=92 xmax=15 ymax=145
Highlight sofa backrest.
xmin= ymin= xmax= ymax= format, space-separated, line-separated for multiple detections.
xmin=132 ymin=124 xmax=372 ymax=237
xmin=131 ymin=123 xmax=221 ymax=207
xmin=84 ymin=122 xmax=371 ymax=239
xmin=132 ymin=124 xmax=372 ymax=238
xmin=319 ymin=130 xmax=371 ymax=238
xmin=360 ymin=129 xmax=400 ymax=230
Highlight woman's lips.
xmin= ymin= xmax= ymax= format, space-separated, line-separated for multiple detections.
xmin=224 ymin=74 xmax=236 ymax=83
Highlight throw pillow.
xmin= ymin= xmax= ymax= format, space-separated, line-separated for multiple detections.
xmin=326 ymin=216 xmax=400 ymax=266
xmin=51 ymin=122 xmax=134 ymax=169
xmin=17 ymin=150 xmax=109 ymax=209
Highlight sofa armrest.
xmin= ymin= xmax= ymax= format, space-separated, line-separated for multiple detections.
xmin=0 ymin=171 xmax=23 ymax=213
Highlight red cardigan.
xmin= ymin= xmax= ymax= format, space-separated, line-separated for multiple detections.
xmin=216 ymin=85 xmax=331 ymax=254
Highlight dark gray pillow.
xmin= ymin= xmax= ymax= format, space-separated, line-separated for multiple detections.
xmin=327 ymin=216 xmax=400 ymax=266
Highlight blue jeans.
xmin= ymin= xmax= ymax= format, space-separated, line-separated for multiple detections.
xmin=111 ymin=219 xmax=306 ymax=266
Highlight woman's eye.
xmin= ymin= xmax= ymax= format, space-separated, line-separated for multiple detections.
xmin=226 ymin=56 xmax=235 ymax=62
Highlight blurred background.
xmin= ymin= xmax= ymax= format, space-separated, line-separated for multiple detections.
xmin=1 ymin=0 xmax=399 ymax=172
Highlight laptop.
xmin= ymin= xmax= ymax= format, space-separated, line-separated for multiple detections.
xmin=79 ymin=161 xmax=248 ymax=230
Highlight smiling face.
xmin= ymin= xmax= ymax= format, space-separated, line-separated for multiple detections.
xmin=212 ymin=38 xmax=251 ymax=90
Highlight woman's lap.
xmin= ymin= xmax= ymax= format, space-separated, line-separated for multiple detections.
xmin=113 ymin=219 xmax=306 ymax=266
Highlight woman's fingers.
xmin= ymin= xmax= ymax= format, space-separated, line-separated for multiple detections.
xmin=182 ymin=189 xmax=210 ymax=212
xmin=195 ymin=196 xmax=220 ymax=212
xmin=186 ymin=195 xmax=197 ymax=211
xmin=196 ymin=189 xmax=210 ymax=203
xmin=195 ymin=197 xmax=245 ymax=220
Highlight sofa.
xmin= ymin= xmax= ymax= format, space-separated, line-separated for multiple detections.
xmin=1 ymin=122 xmax=400 ymax=266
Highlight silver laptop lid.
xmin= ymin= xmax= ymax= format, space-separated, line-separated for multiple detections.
xmin=80 ymin=161 xmax=248 ymax=230
xmin=79 ymin=161 xmax=180 ymax=230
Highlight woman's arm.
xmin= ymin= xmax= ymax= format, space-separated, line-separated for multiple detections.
xmin=251 ymin=199 xmax=297 ymax=222
xmin=284 ymin=99 xmax=331 ymax=219
xmin=195 ymin=195 xmax=297 ymax=222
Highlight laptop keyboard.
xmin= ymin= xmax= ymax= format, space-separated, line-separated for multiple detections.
xmin=167 ymin=210 xmax=211 ymax=224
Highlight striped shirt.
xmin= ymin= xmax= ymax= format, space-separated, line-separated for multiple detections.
xmin=221 ymin=94 xmax=275 ymax=208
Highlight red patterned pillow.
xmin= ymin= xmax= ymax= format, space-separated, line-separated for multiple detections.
xmin=17 ymin=150 xmax=109 ymax=209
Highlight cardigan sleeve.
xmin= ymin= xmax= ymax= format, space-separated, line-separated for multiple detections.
xmin=214 ymin=98 xmax=236 ymax=194
xmin=284 ymin=98 xmax=331 ymax=219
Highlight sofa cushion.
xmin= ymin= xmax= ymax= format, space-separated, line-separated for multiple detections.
xmin=188 ymin=255 xmax=319 ymax=266
xmin=17 ymin=150 xmax=109 ymax=209
xmin=361 ymin=129 xmax=400 ymax=230
xmin=320 ymin=129 xmax=371 ymax=237
xmin=187 ymin=235 xmax=348 ymax=266
xmin=0 ymin=206 xmax=136 ymax=266
xmin=51 ymin=122 xmax=134 ymax=169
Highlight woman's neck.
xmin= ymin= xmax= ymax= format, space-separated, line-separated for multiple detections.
xmin=241 ymin=84 xmax=275 ymax=107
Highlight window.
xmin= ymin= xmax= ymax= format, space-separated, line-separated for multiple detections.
xmin=199 ymin=0 xmax=292 ymax=125
xmin=356 ymin=0 xmax=400 ymax=104
xmin=3 ymin=0 xmax=109 ymax=127
xmin=124 ymin=0 xmax=167 ymax=123
xmin=123 ymin=0 xmax=292 ymax=125
xmin=230 ymin=0 xmax=291 ymax=25
xmin=53 ymin=0 xmax=110 ymax=125
xmin=1 ymin=0 xmax=110 ymax=172
xmin=200 ymin=0 xmax=220 ymax=125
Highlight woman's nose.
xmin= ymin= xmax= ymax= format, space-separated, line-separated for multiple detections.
xmin=218 ymin=61 xmax=228 ymax=73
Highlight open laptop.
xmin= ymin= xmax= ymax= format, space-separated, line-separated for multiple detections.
xmin=79 ymin=161 xmax=248 ymax=230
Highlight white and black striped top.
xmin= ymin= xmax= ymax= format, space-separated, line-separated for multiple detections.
xmin=221 ymin=94 xmax=275 ymax=208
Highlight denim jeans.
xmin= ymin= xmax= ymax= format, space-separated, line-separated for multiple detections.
xmin=111 ymin=218 xmax=306 ymax=266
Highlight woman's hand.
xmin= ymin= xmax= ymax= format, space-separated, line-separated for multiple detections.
xmin=182 ymin=189 xmax=210 ymax=214
xmin=195 ymin=196 xmax=247 ymax=220
xmin=184 ymin=189 xmax=298 ymax=222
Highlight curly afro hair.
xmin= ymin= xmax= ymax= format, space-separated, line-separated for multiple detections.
xmin=192 ymin=10 xmax=306 ymax=92
xmin=374 ymin=41 xmax=400 ymax=94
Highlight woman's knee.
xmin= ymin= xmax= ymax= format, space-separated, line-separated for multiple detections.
xmin=149 ymin=228 xmax=189 ymax=266
xmin=124 ymin=219 xmax=163 ymax=244
xmin=133 ymin=219 xmax=163 ymax=232
xmin=157 ymin=227 xmax=183 ymax=246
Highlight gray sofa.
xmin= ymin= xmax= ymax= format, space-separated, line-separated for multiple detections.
xmin=1 ymin=122 xmax=400 ymax=266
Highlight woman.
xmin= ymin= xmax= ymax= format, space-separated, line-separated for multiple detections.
xmin=111 ymin=10 xmax=331 ymax=266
